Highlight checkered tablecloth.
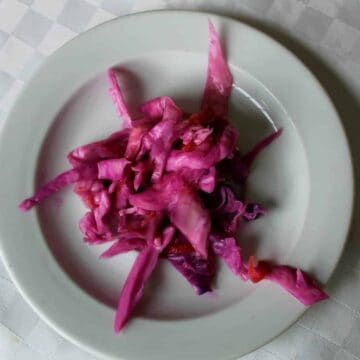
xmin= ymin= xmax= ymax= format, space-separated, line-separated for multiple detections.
xmin=1 ymin=1 xmax=360 ymax=359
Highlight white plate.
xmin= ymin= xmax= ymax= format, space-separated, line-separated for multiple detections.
xmin=0 ymin=10 xmax=353 ymax=360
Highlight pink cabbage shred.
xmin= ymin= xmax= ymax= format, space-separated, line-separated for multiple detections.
xmin=19 ymin=21 xmax=328 ymax=332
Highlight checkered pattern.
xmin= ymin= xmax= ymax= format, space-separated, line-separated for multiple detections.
xmin=1 ymin=1 xmax=360 ymax=359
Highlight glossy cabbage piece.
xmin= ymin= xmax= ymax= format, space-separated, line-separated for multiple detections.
xmin=210 ymin=235 xmax=247 ymax=280
xmin=145 ymin=97 xmax=183 ymax=181
xmin=168 ymin=253 xmax=215 ymax=295
xmin=242 ymin=128 xmax=283 ymax=169
xmin=114 ymin=226 xmax=175 ymax=332
xmin=67 ymin=129 xmax=130 ymax=167
xmin=201 ymin=21 xmax=233 ymax=117
xmin=108 ymin=68 xmax=132 ymax=128
xmin=178 ymin=167 xmax=217 ymax=193
xmin=19 ymin=165 xmax=98 ymax=211
xmin=114 ymin=244 xmax=159 ymax=332
xmin=165 ymin=234 xmax=215 ymax=294
xmin=100 ymin=238 xmax=145 ymax=258
xmin=130 ymin=174 xmax=211 ymax=258
xmin=166 ymin=120 xmax=239 ymax=172
xmin=266 ymin=266 xmax=329 ymax=306
xmin=97 ymin=158 xmax=130 ymax=181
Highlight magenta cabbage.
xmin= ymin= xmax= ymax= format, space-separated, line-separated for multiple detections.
xmin=266 ymin=266 xmax=328 ymax=306
xmin=19 ymin=165 xmax=98 ymax=211
xmin=167 ymin=252 xmax=215 ymax=295
xmin=201 ymin=21 xmax=233 ymax=117
xmin=108 ymin=69 xmax=132 ymax=128
xmin=210 ymin=235 xmax=247 ymax=280
xmin=20 ymin=21 xmax=328 ymax=332
xmin=114 ymin=244 xmax=159 ymax=332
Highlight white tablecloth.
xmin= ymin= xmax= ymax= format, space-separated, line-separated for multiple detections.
xmin=0 ymin=1 xmax=360 ymax=359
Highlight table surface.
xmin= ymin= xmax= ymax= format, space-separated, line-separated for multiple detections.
xmin=0 ymin=1 xmax=360 ymax=359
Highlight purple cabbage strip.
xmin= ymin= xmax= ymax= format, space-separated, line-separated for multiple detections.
xmin=201 ymin=21 xmax=233 ymax=118
xmin=166 ymin=122 xmax=238 ymax=172
xmin=19 ymin=165 xmax=98 ymax=211
xmin=178 ymin=167 xmax=217 ymax=193
xmin=168 ymin=186 xmax=211 ymax=259
xmin=242 ymin=203 xmax=267 ymax=221
xmin=67 ymin=128 xmax=130 ymax=167
xmin=100 ymin=238 xmax=145 ymax=258
xmin=140 ymin=96 xmax=178 ymax=120
xmin=242 ymin=128 xmax=283 ymax=169
xmin=266 ymin=266 xmax=329 ymax=306
xmin=125 ymin=124 xmax=152 ymax=161
xmin=114 ymin=226 xmax=175 ymax=332
xmin=146 ymin=99 xmax=183 ymax=181
xmin=168 ymin=253 xmax=215 ymax=295
xmin=130 ymin=174 xmax=211 ymax=258
xmin=97 ymin=158 xmax=130 ymax=181
xmin=108 ymin=69 xmax=132 ymax=128
xmin=210 ymin=235 xmax=248 ymax=280
xmin=114 ymin=244 xmax=159 ymax=332
xmin=181 ymin=125 xmax=213 ymax=146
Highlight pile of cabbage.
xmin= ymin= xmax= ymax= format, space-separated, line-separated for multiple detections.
xmin=20 ymin=22 xmax=328 ymax=332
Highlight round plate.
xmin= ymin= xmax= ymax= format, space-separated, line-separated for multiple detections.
xmin=0 ymin=10 xmax=353 ymax=360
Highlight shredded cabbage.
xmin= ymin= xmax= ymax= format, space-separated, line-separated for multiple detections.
xmin=20 ymin=21 xmax=327 ymax=332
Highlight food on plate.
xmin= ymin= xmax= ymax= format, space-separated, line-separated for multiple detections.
xmin=20 ymin=22 xmax=328 ymax=332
